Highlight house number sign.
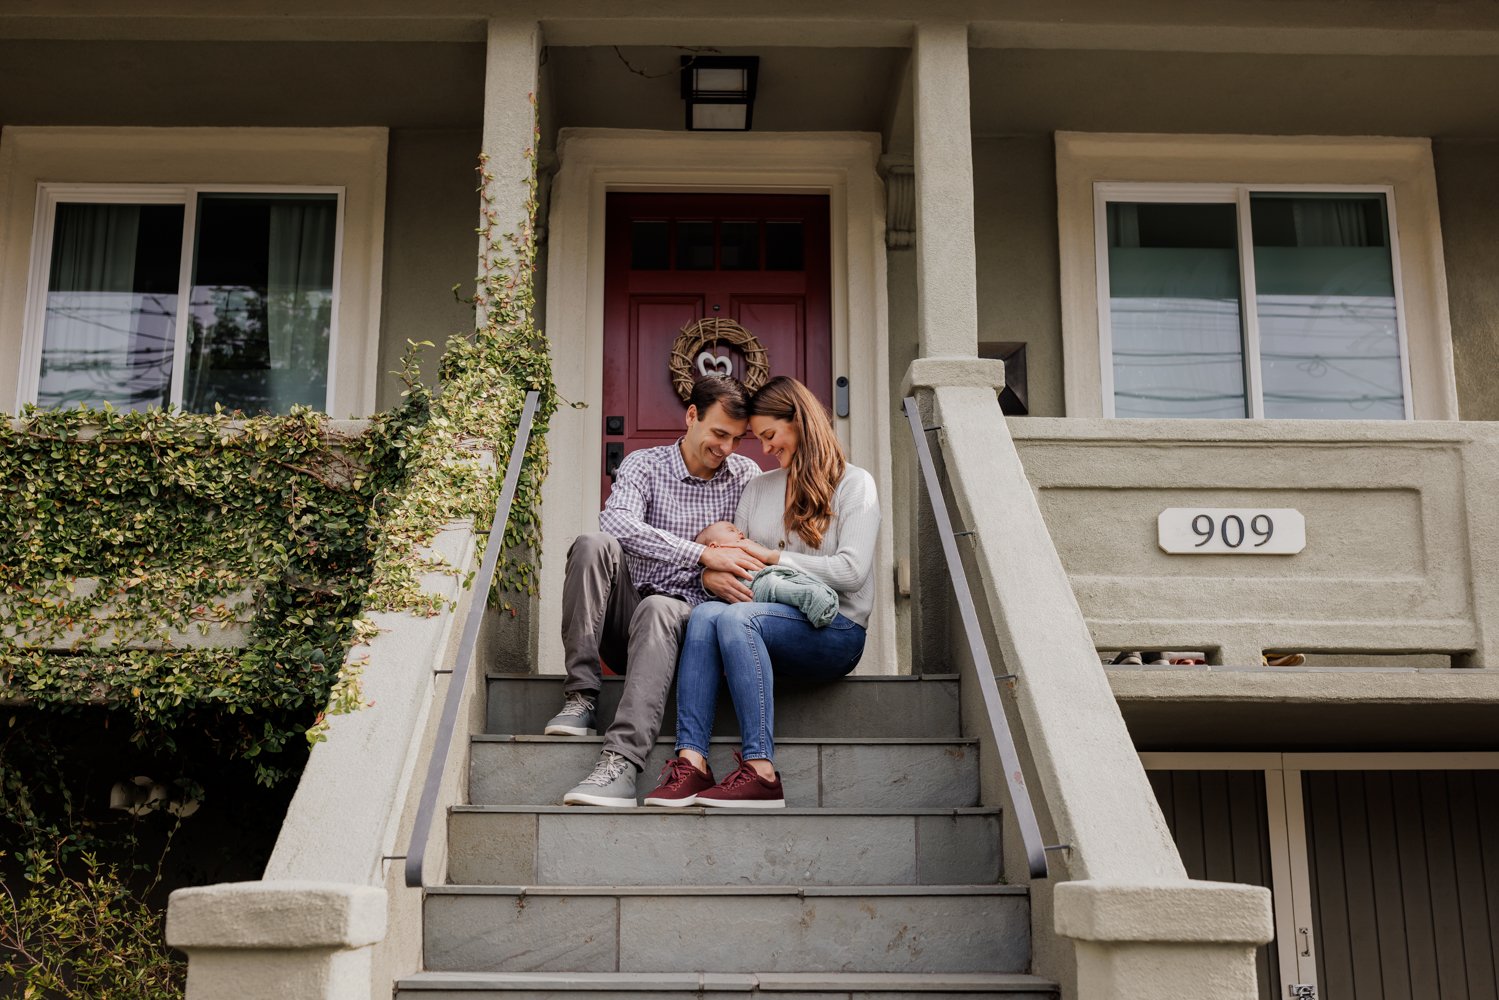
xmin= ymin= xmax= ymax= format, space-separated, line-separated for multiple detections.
xmin=1157 ymin=508 xmax=1306 ymax=555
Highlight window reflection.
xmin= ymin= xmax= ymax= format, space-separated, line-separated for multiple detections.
xmin=37 ymin=203 xmax=184 ymax=411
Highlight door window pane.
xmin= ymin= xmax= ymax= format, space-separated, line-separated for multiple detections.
xmin=630 ymin=221 xmax=669 ymax=270
xmin=184 ymin=194 xmax=336 ymax=414
xmin=1107 ymin=202 xmax=1247 ymax=418
xmin=1251 ymin=194 xmax=1403 ymax=419
xmin=37 ymin=202 xmax=184 ymax=411
xmin=765 ymin=221 xmax=804 ymax=271
xmin=720 ymin=220 xmax=759 ymax=270
xmin=675 ymin=220 xmax=715 ymax=270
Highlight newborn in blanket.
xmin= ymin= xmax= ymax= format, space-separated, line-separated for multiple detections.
xmin=696 ymin=520 xmax=840 ymax=628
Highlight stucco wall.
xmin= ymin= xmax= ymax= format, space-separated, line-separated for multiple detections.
xmin=1434 ymin=140 xmax=1499 ymax=422
xmin=0 ymin=40 xmax=482 ymax=128
xmin=972 ymin=135 xmax=1064 ymax=418
xmin=376 ymin=128 xmax=482 ymax=410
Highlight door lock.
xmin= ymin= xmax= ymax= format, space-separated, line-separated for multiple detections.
xmin=605 ymin=415 xmax=624 ymax=435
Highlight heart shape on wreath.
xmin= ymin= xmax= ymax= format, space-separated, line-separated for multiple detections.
xmin=696 ymin=351 xmax=734 ymax=378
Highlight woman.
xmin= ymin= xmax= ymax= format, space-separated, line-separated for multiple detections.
xmin=644 ymin=376 xmax=880 ymax=809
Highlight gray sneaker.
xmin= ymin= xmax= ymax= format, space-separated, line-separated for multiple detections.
xmin=562 ymin=751 xmax=637 ymax=807
xmin=544 ymin=691 xmax=598 ymax=736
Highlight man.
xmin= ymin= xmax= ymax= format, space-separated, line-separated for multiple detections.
xmin=549 ymin=375 xmax=764 ymax=807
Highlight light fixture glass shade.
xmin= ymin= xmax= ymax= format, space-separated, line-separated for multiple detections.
xmin=692 ymin=67 xmax=748 ymax=93
xmin=682 ymin=55 xmax=758 ymax=131
xmin=691 ymin=104 xmax=749 ymax=130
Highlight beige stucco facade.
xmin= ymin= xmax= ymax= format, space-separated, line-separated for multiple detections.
xmin=7 ymin=4 xmax=1499 ymax=999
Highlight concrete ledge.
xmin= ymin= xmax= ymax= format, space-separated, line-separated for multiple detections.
xmin=166 ymin=881 xmax=387 ymax=950
xmin=1109 ymin=665 xmax=1499 ymax=704
xmin=1054 ymin=880 xmax=1273 ymax=945
xmin=900 ymin=356 xmax=1006 ymax=395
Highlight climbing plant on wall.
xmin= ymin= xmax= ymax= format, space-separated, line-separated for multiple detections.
xmin=0 ymin=97 xmax=556 ymax=857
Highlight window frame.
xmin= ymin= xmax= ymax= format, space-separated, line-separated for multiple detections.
xmin=1093 ymin=181 xmax=1415 ymax=421
xmin=1055 ymin=133 xmax=1457 ymax=421
xmin=21 ymin=182 xmax=347 ymax=414
xmin=0 ymin=126 xmax=387 ymax=417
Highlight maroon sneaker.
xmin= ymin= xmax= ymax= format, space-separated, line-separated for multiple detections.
xmin=643 ymin=756 xmax=715 ymax=807
xmin=695 ymin=753 xmax=786 ymax=810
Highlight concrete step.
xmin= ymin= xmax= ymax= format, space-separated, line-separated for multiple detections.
xmin=422 ymin=885 xmax=1030 ymax=975
xmin=446 ymin=806 xmax=1001 ymax=887
xmin=469 ymin=736 xmax=980 ymax=809
xmin=485 ymin=674 xmax=962 ymax=740
xmin=397 ymin=970 xmax=1058 ymax=999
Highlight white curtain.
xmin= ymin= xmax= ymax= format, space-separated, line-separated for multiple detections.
xmin=265 ymin=200 xmax=336 ymax=410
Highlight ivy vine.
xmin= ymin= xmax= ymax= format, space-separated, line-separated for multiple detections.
xmin=0 ymin=95 xmax=556 ymax=795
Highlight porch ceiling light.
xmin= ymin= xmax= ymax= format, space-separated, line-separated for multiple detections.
xmin=681 ymin=55 xmax=759 ymax=131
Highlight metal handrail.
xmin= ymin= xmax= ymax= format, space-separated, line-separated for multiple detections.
xmin=404 ymin=389 xmax=540 ymax=889
xmin=902 ymin=396 xmax=1049 ymax=880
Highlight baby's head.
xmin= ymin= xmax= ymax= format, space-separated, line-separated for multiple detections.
xmin=696 ymin=520 xmax=745 ymax=547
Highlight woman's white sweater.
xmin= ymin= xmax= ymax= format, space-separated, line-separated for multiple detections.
xmin=733 ymin=464 xmax=880 ymax=627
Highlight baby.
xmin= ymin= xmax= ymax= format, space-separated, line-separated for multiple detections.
xmin=695 ymin=521 xmax=839 ymax=628
xmin=695 ymin=520 xmax=746 ymax=548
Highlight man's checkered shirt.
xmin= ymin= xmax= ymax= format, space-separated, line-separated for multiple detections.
xmin=598 ymin=441 xmax=761 ymax=605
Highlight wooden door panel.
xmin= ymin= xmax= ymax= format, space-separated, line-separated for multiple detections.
xmin=734 ymin=296 xmax=811 ymax=389
xmin=630 ymin=296 xmax=703 ymax=434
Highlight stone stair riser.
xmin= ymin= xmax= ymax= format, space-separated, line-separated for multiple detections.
xmin=486 ymin=677 xmax=962 ymax=739
xmin=423 ymin=892 xmax=1031 ymax=974
xmin=446 ymin=811 xmax=1001 ymax=887
xmin=469 ymin=740 xmax=979 ymax=809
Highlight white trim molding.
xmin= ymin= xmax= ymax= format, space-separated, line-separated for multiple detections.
xmin=0 ymin=127 xmax=387 ymax=416
xmin=538 ymin=128 xmax=896 ymax=675
xmin=1055 ymin=132 xmax=1457 ymax=420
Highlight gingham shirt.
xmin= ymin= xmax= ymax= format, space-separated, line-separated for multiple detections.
xmin=598 ymin=441 xmax=761 ymax=605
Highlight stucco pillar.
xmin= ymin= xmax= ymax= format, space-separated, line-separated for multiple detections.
xmin=167 ymin=882 xmax=386 ymax=1000
xmin=480 ymin=19 xmax=543 ymax=276
xmin=1055 ymin=880 xmax=1275 ymax=1000
xmin=912 ymin=22 xmax=979 ymax=360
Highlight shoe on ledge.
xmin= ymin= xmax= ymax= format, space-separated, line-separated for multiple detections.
xmin=562 ymin=750 xmax=637 ymax=807
xmin=696 ymin=753 xmax=786 ymax=810
xmin=643 ymin=756 xmax=715 ymax=807
xmin=544 ymin=691 xmax=598 ymax=736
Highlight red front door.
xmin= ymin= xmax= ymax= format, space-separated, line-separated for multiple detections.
xmin=601 ymin=192 xmax=832 ymax=501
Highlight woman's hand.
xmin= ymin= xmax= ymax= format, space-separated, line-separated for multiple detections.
xmin=703 ymin=568 xmax=754 ymax=603
xmin=700 ymin=543 xmax=765 ymax=577
xmin=724 ymin=538 xmax=779 ymax=565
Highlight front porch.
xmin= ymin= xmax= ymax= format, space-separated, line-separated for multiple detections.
xmin=5 ymin=5 xmax=1499 ymax=1000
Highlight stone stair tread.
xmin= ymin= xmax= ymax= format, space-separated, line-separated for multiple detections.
xmin=474 ymin=734 xmax=978 ymax=745
xmin=451 ymin=805 xmax=999 ymax=816
xmin=485 ymin=674 xmax=962 ymax=683
xmin=427 ymin=884 xmax=1025 ymax=897
xmin=397 ymin=970 xmax=1057 ymax=992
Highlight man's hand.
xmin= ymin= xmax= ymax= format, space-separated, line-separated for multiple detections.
xmin=700 ymin=543 xmax=765 ymax=577
xmin=703 ymin=569 xmax=754 ymax=603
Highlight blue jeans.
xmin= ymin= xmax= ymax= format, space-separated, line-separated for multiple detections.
xmin=674 ymin=601 xmax=866 ymax=762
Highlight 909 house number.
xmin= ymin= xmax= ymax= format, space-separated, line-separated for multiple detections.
xmin=1157 ymin=508 xmax=1306 ymax=555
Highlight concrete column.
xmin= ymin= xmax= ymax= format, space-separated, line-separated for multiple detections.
xmin=480 ymin=19 xmax=543 ymax=276
xmin=167 ymin=882 xmax=386 ymax=1000
xmin=1055 ymin=880 xmax=1275 ymax=1000
xmin=912 ymin=22 xmax=979 ymax=359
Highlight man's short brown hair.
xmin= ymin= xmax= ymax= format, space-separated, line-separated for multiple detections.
xmin=688 ymin=375 xmax=751 ymax=421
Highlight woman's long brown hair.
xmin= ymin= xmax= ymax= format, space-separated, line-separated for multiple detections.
xmin=750 ymin=376 xmax=846 ymax=548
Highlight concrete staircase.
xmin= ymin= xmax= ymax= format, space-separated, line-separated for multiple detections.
xmin=396 ymin=673 xmax=1057 ymax=999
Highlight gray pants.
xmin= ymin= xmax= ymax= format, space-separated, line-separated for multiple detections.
xmin=561 ymin=532 xmax=691 ymax=770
